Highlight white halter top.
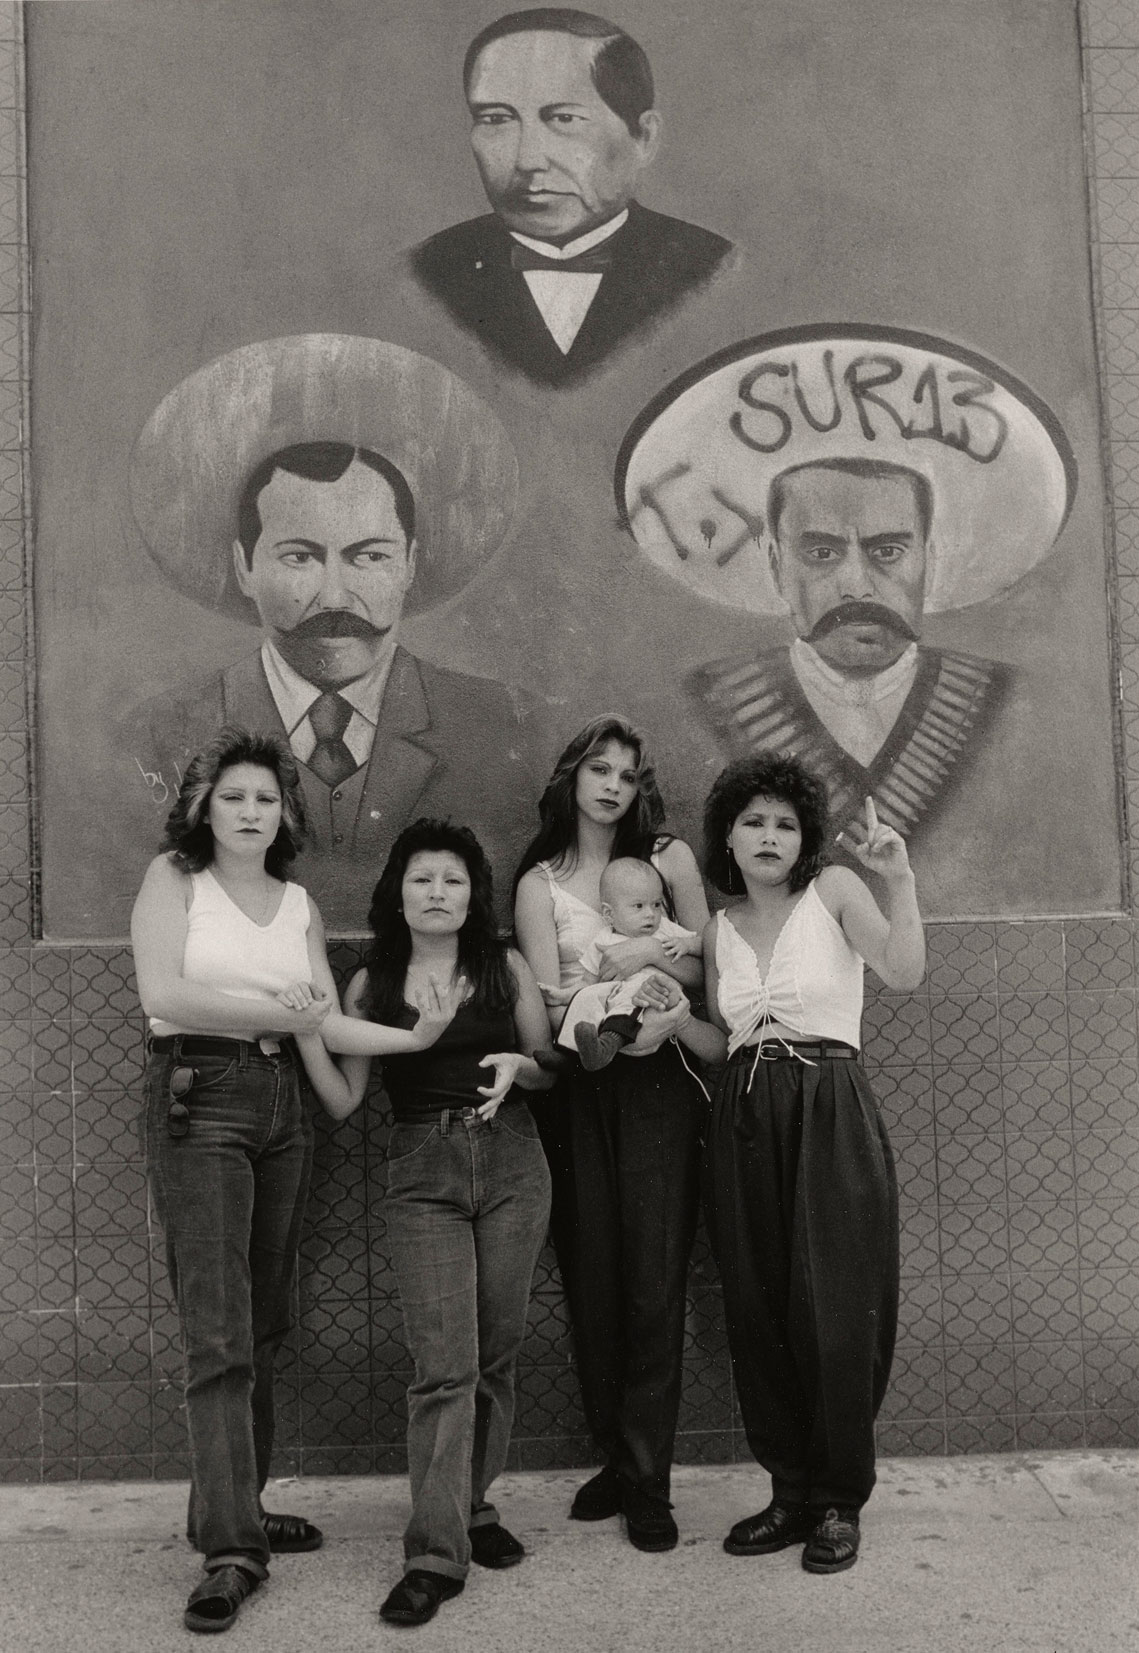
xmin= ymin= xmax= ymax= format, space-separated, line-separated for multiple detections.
xmin=538 ymin=861 xmax=607 ymax=992
xmin=149 ymin=869 xmax=312 ymax=1037
xmin=714 ymin=879 xmax=863 ymax=1054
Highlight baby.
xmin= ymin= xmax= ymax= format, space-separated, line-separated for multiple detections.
xmin=553 ymin=858 xmax=700 ymax=1071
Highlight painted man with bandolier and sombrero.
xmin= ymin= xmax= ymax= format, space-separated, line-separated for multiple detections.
xmin=127 ymin=335 xmax=533 ymax=929
xmin=617 ymin=326 xmax=1077 ymax=844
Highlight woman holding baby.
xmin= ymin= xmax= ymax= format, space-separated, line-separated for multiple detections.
xmin=513 ymin=715 xmax=710 ymax=1554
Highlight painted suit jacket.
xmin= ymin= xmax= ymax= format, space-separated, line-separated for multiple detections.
xmin=132 ymin=645 xmax=535 ymax=929
xmin=409 ymin=201 xmax=733 ymax=386
xmin=687 ymin=644 xmax=1010 ymax=841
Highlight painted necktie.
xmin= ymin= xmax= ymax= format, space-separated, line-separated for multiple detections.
xmin=307 ymin=691 xmax=356 ymax=787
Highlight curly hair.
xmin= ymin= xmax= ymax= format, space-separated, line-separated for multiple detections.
xmin=512 ymin=714 xmax=667 ymax=897
xmin=364 ymin=819 xmax=515 ymax=1023
xmin=703 ymin=753 xmax=830 ymax=895
xmin=160 ymin=726 xmax=306 ymax=878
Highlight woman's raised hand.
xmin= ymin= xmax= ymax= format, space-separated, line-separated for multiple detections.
xmin=475 ymin=1051 xmax=527 ymax=1118
xmin=837 ymin=798 xmax=913 ymax=883
xmin=409 ymin=975 xmax=465 ymax=1048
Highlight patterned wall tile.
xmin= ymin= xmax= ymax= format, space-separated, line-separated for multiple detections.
xmin=938 ymin=1204 xmax=1010 ymax=1274
xmin=1001 ymin=1064 xmax=1073 ymax=1132
xmin=946 ymin=1417 xmax=1017 ymax=1454
xmin=997 ymin=995 xmax=1070 ymax=1062
xmin=1073 ymin=1127 xmax=1139 ymax=1200
xmin=1005 ymin=1132 xmax=1078 ymax=1202
xmin=1009 ymin=1272 xmax=1083 ymax=1341
xmin=933 ymin=1063 xmax=1004 ymax=1133
xmin=1008 ymin=1202 xmax=1081 ymax=1272
xmin=930 ymin=995 xmax=1000 ymax=1063
xmin=995 ymin=926 xmax=1065 ymax=992
xmin=935 ymin=1135 xmax=1008 ymax=1206
xmin=1085 ymin=0 xmax=1139 ymax=49
xmin=944 ymin=1346 xmax=1016 ymax=1416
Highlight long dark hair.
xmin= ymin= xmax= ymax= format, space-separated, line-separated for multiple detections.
xmin=160 ymin=726 xmax=306 ymax=879
xmin=365 ymin=819 xmax=515 ymax=1023
xmin=703 ymin=754 xmax=830 ymax=896
xmin=513 ymin=714 xmax=667 ymax=898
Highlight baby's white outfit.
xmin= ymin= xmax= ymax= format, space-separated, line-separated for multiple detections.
xmin=555 ymin=915 xmax=698 ymax=1051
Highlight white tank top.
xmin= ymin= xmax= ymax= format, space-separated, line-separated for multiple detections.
xmin=149 ymin=868 xmax=312 ymax=1037
xmin=715 ymin=879 xmax=863 ymax=1054
xmin=537 ymin=861 xmax=607 ymax=992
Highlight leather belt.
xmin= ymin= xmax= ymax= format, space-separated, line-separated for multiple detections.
xmin=148 ymin=1034 xmax=292 ymax=1060
xmin=737 ymin=1039 xmax=859 ymax=1061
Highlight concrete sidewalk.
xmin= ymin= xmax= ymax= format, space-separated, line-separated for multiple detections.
xmin=0 ymin=1453 xmax=1135 ymax=1653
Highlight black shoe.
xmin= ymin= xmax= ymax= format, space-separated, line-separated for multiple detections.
xmin=261 ymin=1511 xmax=323 ymax=1552
xmin=184 ymin=1565 xmax=260 ymax=1634
xmin=379 ymin=1570 xmax=465 ymax=1626
xmin=802 ymin=1508 xmax=861 ymax=1574
xmin=468 ymin=1521 xmax=525 ymax=1569
xmin=623 ymin=1485 xmax=678 ymax=1553
xmin=723 ymin=1499 xmax=814 ymax=1556
xmin=575 ymin=1025 xmax=627 ymax=1072
xmin=569 ymin=1464 xmax=625 ymax=1521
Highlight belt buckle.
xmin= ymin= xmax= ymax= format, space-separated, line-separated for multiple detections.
xmin=259 ymin=1037 xmax=281 ymax=1056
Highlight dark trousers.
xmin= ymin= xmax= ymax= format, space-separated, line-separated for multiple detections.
xmin=384 ymin=1105 xmax=552 ymax=1580
xmin=703 ymin=1047 xmax=899 ymax=1512
xmin=144 ymin=1042 xmax=313 ymax=1576
xmin=533 ymin=1044 xmax=704 ymax=1499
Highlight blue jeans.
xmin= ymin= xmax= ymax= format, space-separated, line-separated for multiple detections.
xmin=144 ymin=1040 xmax=313 ymax=1577
xmin=384 ymin=1104 xmax=552 ymax=1580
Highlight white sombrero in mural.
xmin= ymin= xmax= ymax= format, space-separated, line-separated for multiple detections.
xmin=129 ymin=334 xmax=519 ymax=621
xmin=614 ymin=324 xmax=1076 ymax=614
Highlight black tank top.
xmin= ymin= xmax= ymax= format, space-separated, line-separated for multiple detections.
xmin=381 ymin=1001 xmax=520 ymax=1122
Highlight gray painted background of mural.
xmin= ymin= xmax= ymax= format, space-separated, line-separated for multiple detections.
xmin=28 ymin=0 xmax=1117 ymax=933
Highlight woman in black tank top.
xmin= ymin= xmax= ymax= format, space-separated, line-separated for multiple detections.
xmin=312 ymin=819 xmax=555 ymax=1628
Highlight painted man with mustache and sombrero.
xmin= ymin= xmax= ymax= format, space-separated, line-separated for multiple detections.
xmin=616 ymin=327 xmax=1077 ymax=849
xmin=127 ymin=336 xmax=533 ymax=930
xmin=690 ymin=456 xmax=1007 ymax=840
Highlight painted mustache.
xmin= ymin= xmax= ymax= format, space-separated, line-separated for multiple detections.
xmin=806 ymin=600 xmax=919 ymax=644
xmin=284 ymin=611 xmax=387 ymax=641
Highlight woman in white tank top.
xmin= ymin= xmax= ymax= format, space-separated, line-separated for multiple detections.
xmin=513 ymin=715 xmax=710 ymax=1553
xmin=131 ymin=728 xmax=342 ymax=1634
xmin=669 ymin=754 xmax=925 ymax=1576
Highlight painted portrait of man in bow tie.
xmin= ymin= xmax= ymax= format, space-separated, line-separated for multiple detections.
xmin=409 ymin=6 xmax=734 ymax=387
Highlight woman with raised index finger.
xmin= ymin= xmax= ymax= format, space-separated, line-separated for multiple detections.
xmin=678 ymin=755 xmax=925 ymax=1574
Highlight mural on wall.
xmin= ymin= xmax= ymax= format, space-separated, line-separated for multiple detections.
xmin=28 ymin=0 xmax=1121 ymax=933
xmin=617 ymin=326 xmax=1076 ymax=844
xmin=408 ymin=9 xmax=734 ymax=386
xmin=124 ymin=335 xmax=531 ymax=930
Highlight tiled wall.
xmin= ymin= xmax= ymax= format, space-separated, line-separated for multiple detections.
xmin=2 ymin=2 xmax=1138 ymax=1480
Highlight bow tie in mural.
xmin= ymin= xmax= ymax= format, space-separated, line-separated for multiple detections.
xmin=509 ymin=243 xmax=614 ymax=275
